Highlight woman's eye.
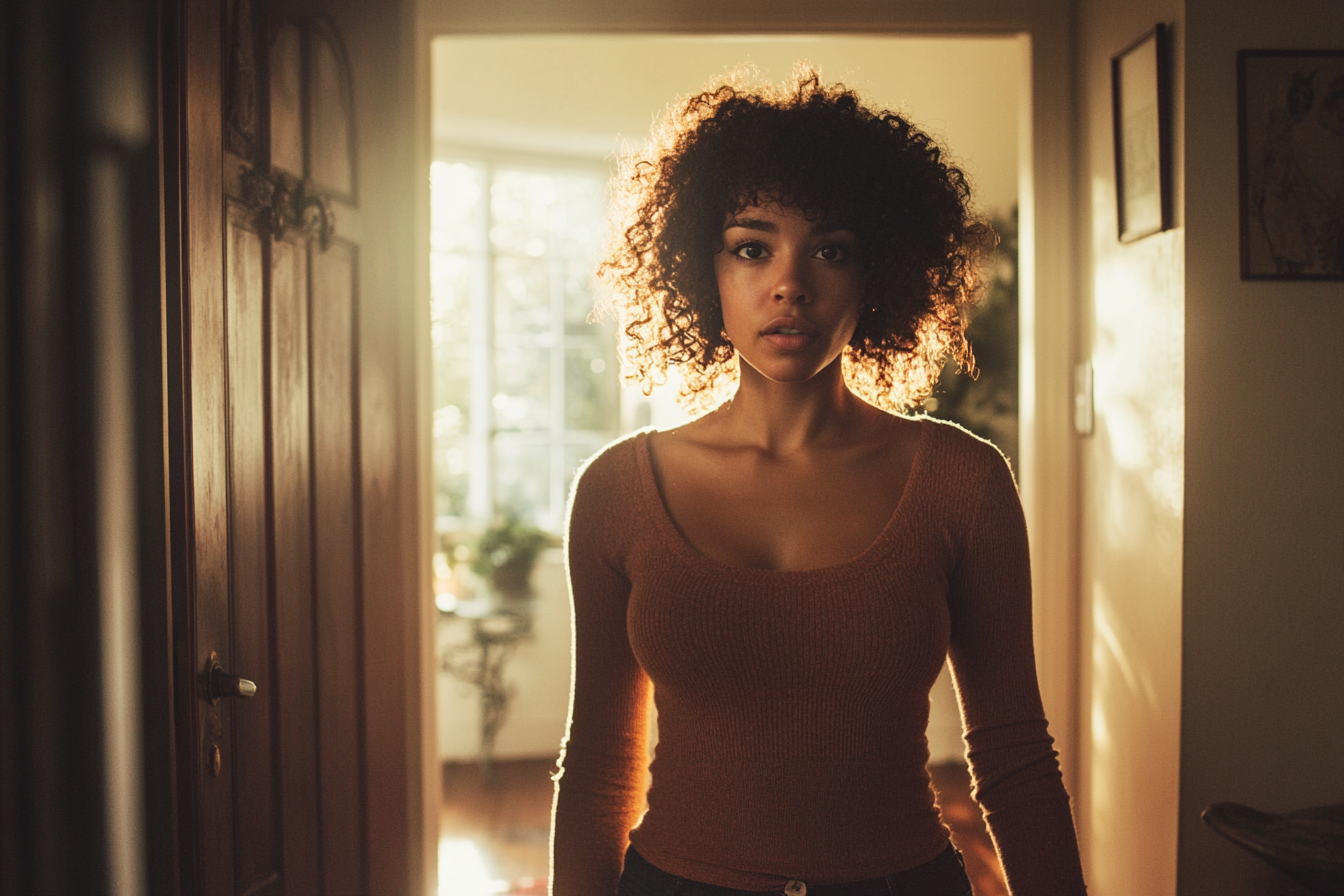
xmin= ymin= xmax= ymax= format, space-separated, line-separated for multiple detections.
xmin=815 ymin=245 xmax=847 ymax=261
xmin=733 ymin=243 xmax=766 ymax=260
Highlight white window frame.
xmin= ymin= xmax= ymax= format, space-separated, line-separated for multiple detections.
xmin=431 ymin=147 xmax=617 ymax=534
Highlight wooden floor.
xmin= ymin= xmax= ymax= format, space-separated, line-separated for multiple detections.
xmin=928 ymin=762 xmax=1009 ymax=896
xmin=441 ymin=759 xmax=1007 ymax=896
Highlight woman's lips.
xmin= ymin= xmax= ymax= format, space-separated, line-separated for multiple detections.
xmin=761 ymin=317 xmax=817 ymax=351
xmin=763 ymin=332 xmax=814 ymax=351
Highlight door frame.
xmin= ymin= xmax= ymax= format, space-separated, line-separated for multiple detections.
xmin=417 ymin=0 xmax=1083 ymax=827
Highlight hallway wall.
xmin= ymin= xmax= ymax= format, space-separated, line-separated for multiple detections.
xmin=1076 ymin=0 xmax=1344 ymax=892
xmin=1179 ymin=0 xmax=1344 ymax=892
xmin=1075 ymin=1 xmax=1186 ymax=894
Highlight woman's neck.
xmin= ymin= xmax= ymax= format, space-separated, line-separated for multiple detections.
xmin=711 ymin=357 xmax=881 ymax=456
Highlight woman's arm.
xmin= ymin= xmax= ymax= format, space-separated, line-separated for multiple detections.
xmin=550 ymin=460 xmax=652 ymax=896
xmin=946 ymin=450 xmax=1087 ymax=895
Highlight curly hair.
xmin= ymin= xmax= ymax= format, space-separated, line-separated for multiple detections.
xmin=597 ymin=66 xmax=997 ymax=413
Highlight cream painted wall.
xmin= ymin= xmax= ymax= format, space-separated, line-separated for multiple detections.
xmin=1076 ymin=3 xmax=1185 ymax=895
xmin=1179 ymin=1 xmax=1344 ymax=893
xmin=432 ymin=35 xmax=1022 ymax=213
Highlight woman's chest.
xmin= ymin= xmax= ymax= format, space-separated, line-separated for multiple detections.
xmin=650 ymin=438 xmax=919 ymax=572
xmin=623 ymin=540 xmax=954 ymax=697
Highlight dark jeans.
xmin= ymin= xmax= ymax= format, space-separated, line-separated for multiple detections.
xmin=617 ymin=843 xmax=973 ymax=896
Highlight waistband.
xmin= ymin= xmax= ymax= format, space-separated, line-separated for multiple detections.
xmin=621 ymin=842 xmax=969 ymax=896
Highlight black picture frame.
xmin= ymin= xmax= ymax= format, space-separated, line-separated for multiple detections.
xmin=1112 ymin=24 xmax=1173 ymax=242
xmin=1238 ymin=49 xmax=1344 ymax=280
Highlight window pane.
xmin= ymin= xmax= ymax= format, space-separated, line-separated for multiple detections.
xmin=551 ymin=175 xmax=607 ymax=258
xmin=434 ymin=350 xmax=472 ymax=432
xmin=434 ymin=435 xmax=469 ymax=519
xmin=563 ymin=258 xmax=600 ymax=331
xmin=430 ymin=157 xmax=618 ymax=534
xmin=494 ymin=344 xmax=550 ymax=432
xmin=564 ymin=339 xmax=617 ymax=432
xmin=430 ymin=252 xmax=474 ymax=350
xmin=494 ymin=435 xmax=550 ymax=525
xmin=494 ymin=255 xmax=551 ymax=339
xmin=491 ymin=170 xmax=554 ymax=257
xmin=430 ymin=161 xmax=484 ymax=254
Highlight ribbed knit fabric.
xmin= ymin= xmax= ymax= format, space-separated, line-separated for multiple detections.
xmin=551 ymin=418 xmax=1086 ymax=896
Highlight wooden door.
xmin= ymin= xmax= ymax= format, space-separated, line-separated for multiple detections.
xmin=171 ymin=0 xmax=421 ymax=892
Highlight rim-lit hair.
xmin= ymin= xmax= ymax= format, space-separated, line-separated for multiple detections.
xmin=597 ymin=65 xmax=996 ymax=413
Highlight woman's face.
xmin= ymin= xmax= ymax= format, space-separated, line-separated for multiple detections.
xmin=714 ymin=201 xmax=865 ymax=384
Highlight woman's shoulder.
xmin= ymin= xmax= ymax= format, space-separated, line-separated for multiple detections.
xmin=566 ymin=430 xmax=661 ymax=562
xmin=919 ymin=415 xmax=1011 ymax=463
xmin=577 ymin=429 xmax=644 ymax=478
xmin=915 ymin=415 xmax=1018 ymax=495
xmin=906 ymin=418 xmax=1027 ymax=561
xmin=568 ymin=430 xmax=653 ymax=517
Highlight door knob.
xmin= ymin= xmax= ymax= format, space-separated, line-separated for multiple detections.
xmin=205 ymin=651 xmax=257 ymax=702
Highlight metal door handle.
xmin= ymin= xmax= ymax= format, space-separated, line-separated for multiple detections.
xmin=206 ymin=651 xmax=257 ymax=702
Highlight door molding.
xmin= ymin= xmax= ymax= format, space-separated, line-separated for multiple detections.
xmin=416 ymin=0 xmax=1083 ymax=800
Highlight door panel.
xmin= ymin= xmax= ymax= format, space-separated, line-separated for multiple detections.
xmin=271 ymin=234 xmax=323 ymax=895
xmin=269 ymin=24 xmax=304 ymax=180
xmin=307 ymin=27 xmax=354 ymax=200
xmin=224 ymin=204 xmax=280 ymax=896
xmin=311 ymin=238 xmax=366 ymax=893
xmin=183 ymin=1 xmax=234 ymax=888
xmin=178 ymin=1 xmax=384 ymax=892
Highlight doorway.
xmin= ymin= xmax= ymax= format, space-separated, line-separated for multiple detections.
xmin=426 ymin=34 xmax=1027 ymax=896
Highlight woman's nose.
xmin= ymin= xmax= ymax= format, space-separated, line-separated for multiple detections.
xmin=772 ymin=253 xmax=811 ymax=304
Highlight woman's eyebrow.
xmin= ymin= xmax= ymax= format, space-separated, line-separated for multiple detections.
xmin=721 ymin=218 xmax=853 ymax=235
xmin=722 ymin=217 xmax=777 ymax=233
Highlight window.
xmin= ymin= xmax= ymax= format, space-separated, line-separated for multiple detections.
xmin=430 ymin=158 xmax=617 ymax=535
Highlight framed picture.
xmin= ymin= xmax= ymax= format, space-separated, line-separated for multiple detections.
xmin=1112 ymin=24 xmax=1173 ymax=242
xmin=1238 ymin=50 xmax=1344 ymax=280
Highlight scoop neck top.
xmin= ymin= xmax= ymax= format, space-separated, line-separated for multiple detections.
xmin=634 ymin=417 xmax=931 ymax=577
xmin=551 ymin=417 xmax=1086 ymax=896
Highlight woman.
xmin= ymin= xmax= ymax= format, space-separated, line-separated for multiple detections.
xmin=551 ymin=69 xmax=1085 ymax=896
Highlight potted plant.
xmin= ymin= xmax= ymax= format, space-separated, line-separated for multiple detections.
xmin=470 ymin=516 xmax=550 ymax=600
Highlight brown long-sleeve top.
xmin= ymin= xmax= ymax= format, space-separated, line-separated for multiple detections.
xmin=551 ymin=418 xmax=1085 ymax=896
